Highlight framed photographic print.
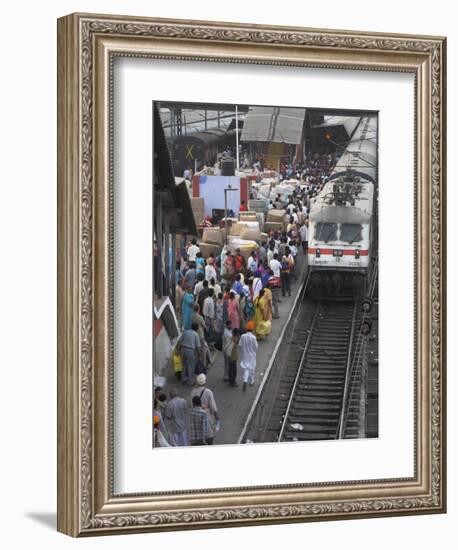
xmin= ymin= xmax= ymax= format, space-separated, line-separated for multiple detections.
xmin=57 ymin=13 xmax=446 ymax=536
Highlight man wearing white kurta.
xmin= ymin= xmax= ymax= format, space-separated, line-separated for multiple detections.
xmin=238 ymin=321 xmax=258 ymax=391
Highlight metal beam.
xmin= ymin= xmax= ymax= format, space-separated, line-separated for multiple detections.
xmin=155 ymin=194 xmax=163 ymax=297
xmin=164 ymin=214 xmax=170 ymax=298
xmin=171 ymin=233 xmax=177 ymax=307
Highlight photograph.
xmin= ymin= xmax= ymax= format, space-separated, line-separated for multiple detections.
xmin=153 ymin=102 xmax=379 ymax=448
xmin=56 ymin=12 xmax=446 ymax=535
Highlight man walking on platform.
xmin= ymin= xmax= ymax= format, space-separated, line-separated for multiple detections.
xmin=222 ymin=320 xmax=233 ymax=382
xmin=164 ymin=388 xmax=188 ymax=446
xmin=179 ymin=322 xmax=201 ymax=386
xmin=239 ymin=321 xmax=258 ymax=391
xmin=299 ymin=222 xmax=308 ymax=254
xmin=228 ymin=328 xmax=240 ymax=387
xmin=190 ymin=374 xmax=219 ymax=444
xmin=189 ymin=395 xmax=211 ymax=446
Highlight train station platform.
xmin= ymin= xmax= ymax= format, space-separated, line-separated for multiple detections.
xmin=160 ymin=251 xmax=309 ymax=446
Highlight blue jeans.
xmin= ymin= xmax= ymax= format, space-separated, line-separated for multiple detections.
xmin=181 ymin=348 xmax=196 ymax=385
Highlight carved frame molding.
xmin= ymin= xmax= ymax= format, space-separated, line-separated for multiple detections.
xmin=57 ymin=13 xmax=446 ymax=536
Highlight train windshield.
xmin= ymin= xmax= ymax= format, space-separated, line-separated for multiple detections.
xmin=341 ymin=223 xmax=362 ymax=243
xmin=315 ymin=222 xmax=337 ymax=243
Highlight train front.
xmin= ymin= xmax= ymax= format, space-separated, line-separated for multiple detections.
xmin=307 ymin=116 xmax=377 ymax=297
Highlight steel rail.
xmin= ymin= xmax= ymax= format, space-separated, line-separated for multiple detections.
xmin=336 ymin=301 xmax=358 ymax=439
xmin=237 ymin=269 xmax=311 ymax=444
xmin=340 ymin=256 xmax=378 ymax=438
xmin=277 ymin=304 xmax=320 ymax=442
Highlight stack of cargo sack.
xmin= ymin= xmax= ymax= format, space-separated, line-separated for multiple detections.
xmin=226 ymin=237 xmax=259 ymax=261
xmin=218 ymin=217 xmax=237 ymax=230
xmin=264 ymin=209 xmax=286 ymax=232
xmin=198 ymin=227 xmax=223 ymax=257
xmin=239 ymin=212 xmax=258 ymax=222
xmin=248 ymin=199 xmax=269 ymax=215
xmin=223 ymin=213 xmax=262 ymax=259
xmin=230 ymin=221 xmax=250 ymax=236
xmin=240 ymin=223 xmax=261 ymax=243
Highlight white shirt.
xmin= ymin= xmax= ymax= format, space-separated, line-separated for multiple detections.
xmin=239 ymin=332 xmax=258 ymax=371
xmin=223 ymin=327 xmax=233 ymax=357
xmin=210 ymin=282 xmax=222 ymax=298
xmin=266 ymin=249 xmax=274 ymax=264
xmin=269 ymin=259 xmax=282 ymax=278
xmin=205 ymin=264 xmax=217 ymax=282
xmin=203 ymin=296 xmax=215 ymax=319
xmin=299 ymin=224 xmax=308 ymax=241
xmin=194 ymin=280 xmax=204 ymax=296
xmin=187 ymin=244 xmax=200 ymax=262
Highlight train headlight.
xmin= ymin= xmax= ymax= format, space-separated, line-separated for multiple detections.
xmin=316 ymin=248 xmax=321 ymax=258
xmin=355 ymin=249 xmax=361 ymax=259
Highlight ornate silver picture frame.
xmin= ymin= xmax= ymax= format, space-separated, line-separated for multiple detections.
xmin=57 ymin=13 xmax=446 ymax=536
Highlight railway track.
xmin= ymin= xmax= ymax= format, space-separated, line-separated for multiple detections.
xmin=277 ymin=300 xmax=357 ymax=442
xmin=243 ymin=292 xmax=358 ymax=443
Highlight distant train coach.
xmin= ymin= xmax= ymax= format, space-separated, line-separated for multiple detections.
xmin=307 ymin=116 xmax=377 ymax=296
xmin=171 ymin=128 xmax=239 ymax=175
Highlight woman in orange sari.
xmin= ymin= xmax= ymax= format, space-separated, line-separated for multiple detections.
xmin=253 ymin=288 xmax=272 ymax=340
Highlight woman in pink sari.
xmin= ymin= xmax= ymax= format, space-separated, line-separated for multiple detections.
xmin=227 ymin=290 xmax=241 ymax=329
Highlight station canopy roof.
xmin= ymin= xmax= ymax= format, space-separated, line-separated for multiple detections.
xmin=312 ymin=116 xmax=360 ymax=139
xmin=240 ymin=106 xmax=306 ymax=144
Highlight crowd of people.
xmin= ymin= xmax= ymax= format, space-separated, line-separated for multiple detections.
xmin=187 ymin=145 xmax=338 ymax=189
xmin=277 ymin=152 xmax=337 ymax=186
xmin=153 ymin=178 xmax=328 ymax=448
xmin=153 ymin=146 xmax=339 ymax=448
